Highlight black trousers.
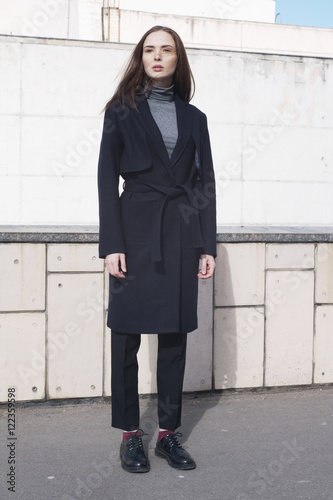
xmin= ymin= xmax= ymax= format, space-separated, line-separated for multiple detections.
xmin=111 ymin=331 xmax=188 ymax=431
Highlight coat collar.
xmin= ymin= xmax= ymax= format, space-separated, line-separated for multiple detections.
xmin=134 ymin=93 xmax=193 ymax=179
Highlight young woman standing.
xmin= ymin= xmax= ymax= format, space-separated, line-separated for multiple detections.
xmin=98 ymin=25 xmax=216 ymax=473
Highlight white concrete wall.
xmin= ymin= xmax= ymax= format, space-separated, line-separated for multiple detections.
xmin=1 ymin=34 xmax=333 ymax=227
xmin=105 ymin=9 xmax=333 ymax=57
xmin=0 ymin=0 xmax=275 ymax=41
xmin=1 ymin=240 xmax=332 ymax=402
xmin=117 ymin=0 xmax=276 ymax=22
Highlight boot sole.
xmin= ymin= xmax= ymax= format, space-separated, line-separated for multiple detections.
xmin=155 ymin=448 xmax=196 ymax=470
xmin=121 ymin=462 xmax=150 ymax=473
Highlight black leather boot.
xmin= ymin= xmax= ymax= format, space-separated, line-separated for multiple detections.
xmin=120 ymin=429 xmax=150 ymax=473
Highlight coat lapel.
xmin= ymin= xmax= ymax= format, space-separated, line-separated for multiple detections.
xmin=134 ymin=95 xmax=173 ymax=177
xmin=170 ymin=94 xmax=193 ymax=168
xmin=134 ymin=93 xmax=193 ymax=178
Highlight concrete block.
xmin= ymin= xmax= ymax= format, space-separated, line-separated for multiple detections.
xmin=0 ymin=243 xmax=45 ymax=312
xmin=48 ymin=244 xmax=103 ymax=272
xmin=216 ymin=181 xmax=243 ymax=225
xmin=265 ymin=270 xmax=314 ymax=386
xmin=191 ymin=53 xmax=244 ymax=124
xmin=21 ymin=116 xmax=102 ymax=178
xmin=315 ymin=244 xmax=333 ymax=304
xmin=0 ymin=313 xmax=45 ymax=402
xmin=104 ymin=266 xmax=109 ymax=310
xmin=215 ymin=243 xmax=265 ymax=306
xmin=267 ymin=244 xmax=314 ymax=269
xmin=210 ymin=123 xmax=242 ymax=176
xmin=22 ymin=43 xmax=125 ymax=117
xmin=314 ymin=306 xmax=333 ymax=383
xmin=243 ymin=181 xmax=333 ymax=225
xmin=0 ymin=115 xmax=20 ymax=175
xmin=242 ymin=127 xmax=333 ymax=183
xmin=214 ymin=307 xmax=264 ymax=389
xmin=20 ymin=176 xmax=98 ymax=224
xmin=0 ymin=42 xmax=21 ymax=114
xmin=47 ymin=273 xmax=104 ymax=399
xmin=104 ymin=325 xmax=111 ymax=397
xmin=184 ymin=277 xmax=213 ymax=392
xmin=0 ymin=176 xmax=20 ymax=223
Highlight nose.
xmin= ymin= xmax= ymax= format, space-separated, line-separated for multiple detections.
xmin=154 ymin=49 xmax=161 ymax=61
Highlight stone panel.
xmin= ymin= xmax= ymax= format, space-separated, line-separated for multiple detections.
xmin=265 ymin=270 xmax=314 ymax=386
xmin=215 ymin=243 xmax=265 ymax=306
xmin=0 ymin=243 xmax=45 ymax=311
xmin=47 ymin=273 xmax=104 ymax=399
xmin=104 ymin=325 xmax=111 ymax=397
xmin=315 ymin=243 xmax=333 ymax=304
xmin=0 ymin=313 xmax=45 ymax=402
xmin=314 ymin=306 xmax=333 ymax=384
xmin=48 ymin=243 xmax=103 ymax=272
xmin=184 ymin=277 xmax=213 ymax=392
xmin=267 ymin=243 xmax=314 ymax=269
xmin=214 ymin=307 xmax=264 ymax=389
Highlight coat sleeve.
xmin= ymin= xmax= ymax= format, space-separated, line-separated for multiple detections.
xmin=198 ymin=113 xmax=217 ymax=258
xmin=97 ymin=106 xmax=125 ymax=259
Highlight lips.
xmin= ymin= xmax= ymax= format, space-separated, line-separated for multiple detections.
xmin=153 ymin=65 xmax=163 ymax=70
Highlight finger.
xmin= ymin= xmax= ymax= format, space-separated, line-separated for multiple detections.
xmin=201 ymin=257 xmax=207 ymax=276
xmin=119 ymin=254 xmax=127 ymax=273
xmin=109 ymin=258 xmax=125 ymax=278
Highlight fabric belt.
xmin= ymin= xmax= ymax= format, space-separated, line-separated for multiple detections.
xmin=123 ymin=179 xmax=203 ymax=262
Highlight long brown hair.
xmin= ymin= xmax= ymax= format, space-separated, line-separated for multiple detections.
xmin=104 ymin=25 xmax=195 ymax=111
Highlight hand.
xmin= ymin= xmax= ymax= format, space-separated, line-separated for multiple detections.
xmin=198 ymin=254 xmax=215 ymax=279
xmin=105 ymin=253 xmax=127 ymax=279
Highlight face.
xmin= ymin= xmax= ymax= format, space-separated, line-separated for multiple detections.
xmin=142 ymin=31 xmax=178 ymax=87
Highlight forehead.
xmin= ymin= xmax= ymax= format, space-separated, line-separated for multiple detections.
xmin=143 ymin=31 xmax=175 ymax=47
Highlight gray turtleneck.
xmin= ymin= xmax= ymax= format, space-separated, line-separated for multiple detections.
xmin=147 ymin=85 xmax=178 ymax=159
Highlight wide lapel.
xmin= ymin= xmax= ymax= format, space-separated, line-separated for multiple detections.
xmin=134 ymin=95 xmax=174 ymax=179
xmin=170 ymin=94 xmax=193 ymax=167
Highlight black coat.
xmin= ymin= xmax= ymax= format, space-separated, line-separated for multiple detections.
xmin=98 ymin=93 xmax=216 ymax=334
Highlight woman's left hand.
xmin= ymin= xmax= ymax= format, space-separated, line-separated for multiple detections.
xmin=198 ymin=254 xmax=215 ymax=279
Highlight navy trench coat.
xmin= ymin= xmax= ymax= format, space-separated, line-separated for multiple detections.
xmin=97 ymin=93 xmax=216 ymax=334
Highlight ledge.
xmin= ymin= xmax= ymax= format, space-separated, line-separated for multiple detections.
xmin=216 ymin=225 xmax=333 ymax=243
xmin=0 ymin=225 xmax=333 ymax=244
xmin=0 ymin=225 xmax=99 ymax=243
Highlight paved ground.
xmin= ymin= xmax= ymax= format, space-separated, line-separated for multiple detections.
xmin=1 ymin=387 xmax=333 ymax=500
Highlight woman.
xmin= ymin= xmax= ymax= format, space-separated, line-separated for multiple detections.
xmin=98 ymin=25 xmax=216 ymax=473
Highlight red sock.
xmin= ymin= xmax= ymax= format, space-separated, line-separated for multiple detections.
xmin=158 ymin=430 xmax=175 ymax=441
xmin=123 ymin=430 xmax=141 ymax=441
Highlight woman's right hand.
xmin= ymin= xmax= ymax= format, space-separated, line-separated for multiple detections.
xmin=105 ymin=253 xmax=127 ymax=278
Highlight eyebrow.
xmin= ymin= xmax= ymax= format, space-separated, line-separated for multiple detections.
xmin=143 ymin=44 xmax=175 ymax=49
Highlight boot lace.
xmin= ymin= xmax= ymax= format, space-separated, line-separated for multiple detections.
xmin=127 ymin=429 xmax=147 ymax=451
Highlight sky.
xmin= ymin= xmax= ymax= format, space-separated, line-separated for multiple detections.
xmin=275 ymin=0 xmax=333 ymax=29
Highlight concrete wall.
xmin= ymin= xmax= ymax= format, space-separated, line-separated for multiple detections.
xmin=1 ymin=34 xmax=333 ymax=227
xmin=1 ymin=234 xmax=333 ymax=402
xmin=0 ymin=0 xmax=275 ymax=41
xmin=116 ymin=0 xmax=276 ymax=22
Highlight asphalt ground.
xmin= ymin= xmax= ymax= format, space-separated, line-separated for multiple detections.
xmin=1 ymin=387 xmax=333 ymax=500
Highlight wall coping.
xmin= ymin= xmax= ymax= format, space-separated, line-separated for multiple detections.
xmin=1 ymin=225 xmax=333 ymax=244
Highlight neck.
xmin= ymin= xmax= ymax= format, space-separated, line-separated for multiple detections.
xmin=146 ymin=84 xmax=175 ymax=102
